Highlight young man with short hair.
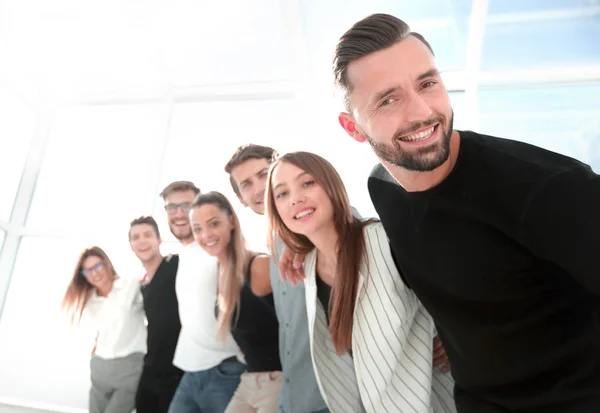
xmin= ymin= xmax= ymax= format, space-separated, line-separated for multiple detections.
xmin=225 ymin=144 xmax=329 ymax=413
xmin=159 ymin=181 xmax=244 ymax=413
xmin=129 ymin=216 xmax=182 ymax=413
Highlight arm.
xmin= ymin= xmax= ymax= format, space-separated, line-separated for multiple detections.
xmin=278 ymin=246 xmax=306 ymax=286
xmin=91 ymin=332 xmax=98 ymax=357
xmin=135 ymin=286 xmax=144 ymax=310
xmin=249 ymin=255 xmax=273 ymax=296
xmin=520 ymin=165 xmax=600 ymax=294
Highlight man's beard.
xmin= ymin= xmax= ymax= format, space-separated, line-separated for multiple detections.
xmin=169 ymin=223 xmax=192 ymax=242
xmin=366 ymin=111 xmax=454 ymax=172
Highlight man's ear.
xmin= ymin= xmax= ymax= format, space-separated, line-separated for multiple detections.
xmin=338 ymin=112 xmax=366 ymax=143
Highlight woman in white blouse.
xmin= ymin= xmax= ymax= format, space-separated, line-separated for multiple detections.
xmin=62 ymin=246 xmax=146 ymax=413
xmin=265 ymin=152 xmax=456 ymax=413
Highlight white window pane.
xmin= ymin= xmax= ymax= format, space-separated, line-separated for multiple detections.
xmin=482 ymin=2 xmax=600 ymax=70
xmin=0 ymin=86 xmax=36 ymax=221
xmin=2 ymin=1 xmax=168 ymax=101
xmin=0 ymin=236 xmax=143 ymax=409
xmin=26 ymin=104 xmax=169 ymax=233
xmin=136 ymin=0 xmax=292 ymax=86
xmin=477 ymin=83 xmax=600 ymax=171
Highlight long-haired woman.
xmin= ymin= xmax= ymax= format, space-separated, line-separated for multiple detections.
xmin=62 ymin=246 xmax=146 ymax=413
xmin=265 ymin=152 xmax=456 ymax=413
xmin=189 ymin=191 xmax=281 ymax=413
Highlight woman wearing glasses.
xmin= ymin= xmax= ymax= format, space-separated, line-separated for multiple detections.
xmin=62 ymin=246 xmax=146 ymax=413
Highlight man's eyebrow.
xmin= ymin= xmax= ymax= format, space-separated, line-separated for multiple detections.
xmin=374 ymin=87 xmax=400 ymax=103
xmin=417 ymin=68 xmax=440 ymax=82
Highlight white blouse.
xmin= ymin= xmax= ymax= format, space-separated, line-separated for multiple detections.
xmin=304 ymin=222 xmax=456 ymax=413
xmin=86 ymin=276 xmax=146 ymax=359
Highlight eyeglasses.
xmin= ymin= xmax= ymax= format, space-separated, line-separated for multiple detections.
xmin=82 ymin=261 xmax=105 ymax=277
xmin=165 ymin=202 xmax=192 ymax=215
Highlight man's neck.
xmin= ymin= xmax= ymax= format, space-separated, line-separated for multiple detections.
xmin=143 ymin=254 xmax=164 ymax=277
xmin=180 ymin=238 xmax=194 ymax=246
xmin=383 ymin=130 xmax=461 ymax=193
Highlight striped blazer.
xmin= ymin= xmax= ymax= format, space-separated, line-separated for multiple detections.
xmin=304 ymin=222 xmax=456 ymax=413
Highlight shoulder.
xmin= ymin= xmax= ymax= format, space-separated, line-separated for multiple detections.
xmin=460 ymin=130 xmax=590 ymax=179
xmin=165 ymin=253 xmax=179 ymax=265
xmin=368 ymin=163 xmax=396 ymax=186
xmin=524 ymin=163 xmax=599 ymax=216
xmin=362 ymin=221 xmax=386 ymax=244
xmin=250 ymin=254 xmax=271 ymax=275
xmin=177 ymin=247 xmax=218 ymax=274
xmin=120 ymin=276 xmax=142 ymax=292
xmin=363 ymin=221 xmax=402 ymax=264
xmin=161 ymin=253 xmax=180 ymax=274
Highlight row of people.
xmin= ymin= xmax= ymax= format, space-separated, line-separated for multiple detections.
xmin=61 ymin=146 xmax=455 ymax=413
xmin=63 ymin=11 xmax=600 ymax=413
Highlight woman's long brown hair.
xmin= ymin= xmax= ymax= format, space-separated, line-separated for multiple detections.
xmin=62 ymin=246 xmax=117 ymax=325
xmin=265 ymin=151 xmax=375 ymax=354
xmin=191 ymin=191 xmax=248 ymax=340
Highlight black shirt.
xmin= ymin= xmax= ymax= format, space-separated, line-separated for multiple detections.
xmin=225 ymin=254 xmax=281 ymax=373
xmin=141 ymin=254 xmax=182 ymax=375
xmin=369 ymin=131 xmax=600 ymax=413
xmin=316 ymin=273 xmax=332 ymax=325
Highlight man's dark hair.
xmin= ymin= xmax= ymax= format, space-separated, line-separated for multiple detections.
xmin=333 ymin=13 xmax=434 ymax=110
xmin=224 ymin=144 xmax=279 ymax=197
xmin=129 ymin=216 xmax=160 ymax=239
xmin=159 ymin=181 xmax=200 ymax=200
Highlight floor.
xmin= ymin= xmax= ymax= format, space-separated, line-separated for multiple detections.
xmin=0 ymin=406 xmax=60 ymax=413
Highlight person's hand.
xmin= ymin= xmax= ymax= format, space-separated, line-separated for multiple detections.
xmin=278 ymin=246 xmax=306 ymax=286
xmin=433 ymin=335 xmax=451 ymax=373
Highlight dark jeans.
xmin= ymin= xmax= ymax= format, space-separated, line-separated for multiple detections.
xmin=167 ymin=358 xmax=246 ymax=413
xmin=279 ymin=408 xmax=329 ymax=413
xmin=135 ymin=367 xmax=183 ymax=413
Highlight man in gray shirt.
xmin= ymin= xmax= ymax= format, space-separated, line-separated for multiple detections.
xmin=224 ymin=144 xmax=329 ymax=413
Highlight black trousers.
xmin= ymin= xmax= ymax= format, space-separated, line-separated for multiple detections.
xmin=135 ymin=367 xmax=183 ymax=413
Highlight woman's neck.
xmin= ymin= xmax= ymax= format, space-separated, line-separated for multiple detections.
xmin=96 ymin=277 xmax=114 ymax=297
xmin=311 ymin=222 xmax=339 ymax=286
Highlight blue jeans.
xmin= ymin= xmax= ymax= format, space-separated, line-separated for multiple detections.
xmin=167 ymin=358 xmax=245 ymax=413
xmin=278 ymin=408 xmax=329 ymax=413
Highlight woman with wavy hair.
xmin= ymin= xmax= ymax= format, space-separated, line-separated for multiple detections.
xmin=62 ymin=246 xmax=146 ymax=413
xmin=265 ymin=151 xmax=456 ymax=413
xmin=189 ymin=191 xmax=281 ymax=413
